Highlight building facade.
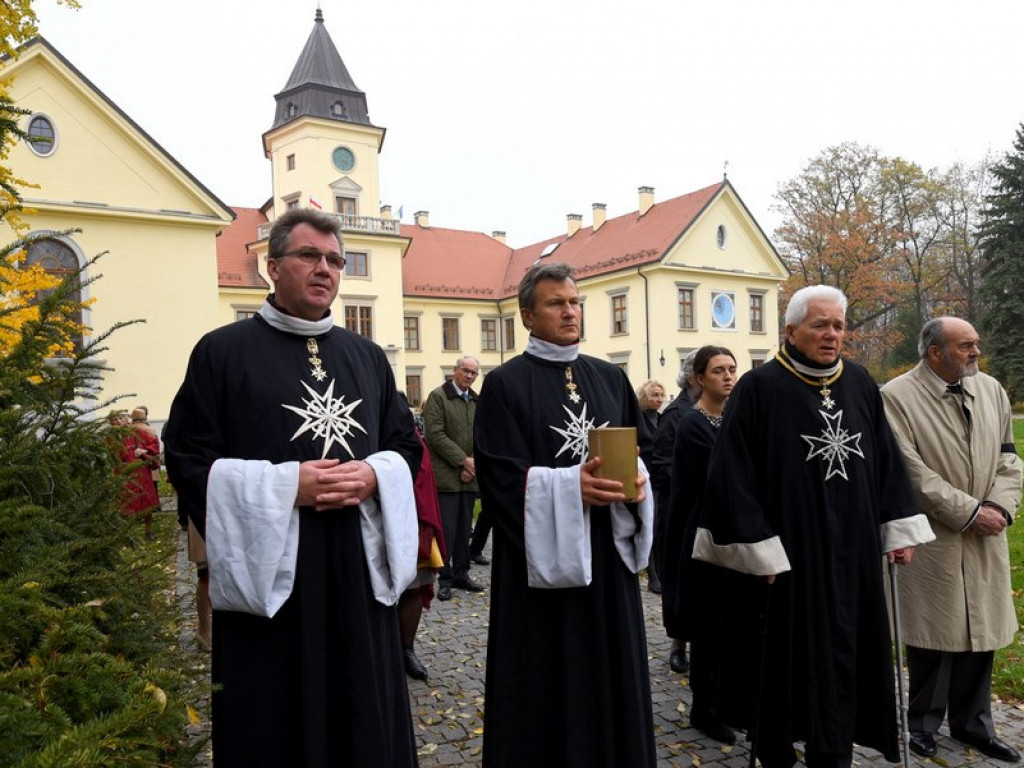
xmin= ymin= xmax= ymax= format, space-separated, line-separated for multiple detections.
xmin=2 ymin=11 xmax=786 ymax=422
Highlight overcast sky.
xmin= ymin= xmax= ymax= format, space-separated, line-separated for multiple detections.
xmin=31 ymin=0 xmax=1024 ymax=247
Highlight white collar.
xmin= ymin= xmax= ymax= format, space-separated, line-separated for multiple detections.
xmin=526 ymin=335 xmax=579 ymax=362
xmin=259 ymin=299 xmax=334 ymax=337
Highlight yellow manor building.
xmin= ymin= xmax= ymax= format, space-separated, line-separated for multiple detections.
xmin=3 ymin=10 xmax=787 ymax=424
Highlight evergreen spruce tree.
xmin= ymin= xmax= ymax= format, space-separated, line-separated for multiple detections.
xmin=978 ymin=123 xmax=1024 ymax=400
xmin=0 ymin=27 xmax=202 ymax=767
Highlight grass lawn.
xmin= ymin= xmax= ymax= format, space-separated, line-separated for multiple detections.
xmin=992 ymin=420 xmax=1024 ymax=703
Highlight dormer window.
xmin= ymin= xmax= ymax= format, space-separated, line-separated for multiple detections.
xmin=286 ymin=103 xmax=298 ymax=118
xmin=331 ymin=101 xmax=347 ymax=118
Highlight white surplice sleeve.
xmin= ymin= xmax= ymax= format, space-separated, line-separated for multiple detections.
xmin=360 ymin=450 xmax=418 ymax=606
xmin=524 ymin=461 xmax=653 ymax=589
xmin=206 ymin=451 xmax=418 ymax=616
xmin=206 ymin=458 xmax=300 ymax=617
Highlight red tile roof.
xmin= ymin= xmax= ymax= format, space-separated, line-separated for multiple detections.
xmin=400 ymin=225 xmax=513 ymax=300
xmin=498 ymin=182 xmax=724 ymax=298
xmin=217 ymin=207 xmax=269 ymax=289
xmin=216 ymin=182 xmax=728 ymax=298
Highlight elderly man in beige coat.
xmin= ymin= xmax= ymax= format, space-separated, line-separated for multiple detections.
xmin=882 ymin=317 xmax=1022 ymax=763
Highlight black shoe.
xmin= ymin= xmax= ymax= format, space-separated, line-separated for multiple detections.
xmin=403 ymin=648 xmax=428 ymax=681
xmin=453 ymin=577 xmax=485 ymax=593
xmin=437 ymin=586 xmax=453 ymax=601
xmin=690 ymin=711 xmax=736 ymax=745
xmin=471 ymin=553 xmax=490 ymax=565
xmin=909 ymin=732 xmax=937 ymax=758
xmin=669 ymin=648 xmax=689 ymax=674
xmin=951 ymin=732 xmax=1021 ymax=762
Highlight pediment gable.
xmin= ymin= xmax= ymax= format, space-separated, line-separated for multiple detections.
xmin=329 ymin=176 xmax=363 ymax=195
xmin=663 ymin=185 xmax=787 ymax=279
xmin=4 ymin=39 xmax=232 ymax=223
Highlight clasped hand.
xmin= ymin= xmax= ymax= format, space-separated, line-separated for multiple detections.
xmin=297 ymin=459 xmax=377 ymax=511
xmin=969 ymin=504 xmax=1008 ymax=536
xmin=580 ymin=456 xmax=646 ymax=507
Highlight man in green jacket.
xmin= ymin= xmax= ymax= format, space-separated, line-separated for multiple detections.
xmin=423 ymin=356 xmax=484 ymax=600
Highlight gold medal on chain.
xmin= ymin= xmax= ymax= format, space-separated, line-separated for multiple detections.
xmin=564 ymin=366 xmax=582 ymax=404
xmin=307 ymin=338 xmax=327 ymax=382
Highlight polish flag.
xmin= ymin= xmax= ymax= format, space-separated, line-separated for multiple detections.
xmin=309 ymin=195 xmax=323 ymax=210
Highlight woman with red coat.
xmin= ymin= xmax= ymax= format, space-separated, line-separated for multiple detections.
xmin=110 ymin=410 xmax=161 ymax=538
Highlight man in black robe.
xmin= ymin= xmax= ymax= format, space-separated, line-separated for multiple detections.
xmin=693 ymin=285 xmax=934 ymax=768
xmin=164 ymin=208 xmax=421 ymax=768
xmin=475 ymin=261 xmax=656 ymax=768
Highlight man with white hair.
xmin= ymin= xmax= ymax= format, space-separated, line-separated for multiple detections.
xmin=694 ymin=285 xmax=934 ymax=768
xmin=882 ymin=317 xmax=1021 ymax=762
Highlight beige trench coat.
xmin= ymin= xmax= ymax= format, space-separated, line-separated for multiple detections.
xmin=881 ymin=361 xmax=1021 ymax=652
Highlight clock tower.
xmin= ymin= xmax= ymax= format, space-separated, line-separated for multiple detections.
xmin=259 ymin=9 xmax=408 ymax=374
xmin=262 ymin=8 xmax=389 ymax=225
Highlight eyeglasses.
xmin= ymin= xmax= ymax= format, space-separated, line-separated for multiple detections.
xmin=277 ymin=249 xmax=347 ymax=271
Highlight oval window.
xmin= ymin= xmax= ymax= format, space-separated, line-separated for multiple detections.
xmin=27 ymin=115 xmax=56 ymax=156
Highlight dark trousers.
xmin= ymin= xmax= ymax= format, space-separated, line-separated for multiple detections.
xmin=907 ymin=645 xmax=994 ymax=740
xmin=439 ymin=491 xmax=474 ymax=587
xmin=469 ymin=504 xmax=491 ymax=556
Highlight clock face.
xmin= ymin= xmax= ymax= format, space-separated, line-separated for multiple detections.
xmin=332 ymin=146 xmax=355 ymax=172
xmin=711 ymin=292 xmax=736 ymax=329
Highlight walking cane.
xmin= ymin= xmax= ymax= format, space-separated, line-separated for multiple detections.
xmin=749 ymin=579 xmax=772 ymax=768
xmin=889 ymin=558 xmax=912 ymax=767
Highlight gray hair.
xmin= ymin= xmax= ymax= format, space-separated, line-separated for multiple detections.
xmin=918 ymin=318 xmax=946 ymax=358
xmin=677 ymin=349 xmax=700 ymax=399
xmin=784 ymin=285 xmax=848 ymax=327
xmin=267 ymin=208 xmax=344 ymax=260
xmin=518 ymin=261 xmax=576 ymax=312
xmin=454 ymin=355 xmax=480 ymax=370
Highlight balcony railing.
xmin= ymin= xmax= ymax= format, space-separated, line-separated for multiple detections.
xmin=257 ymin=213 xmax=402 ymax=241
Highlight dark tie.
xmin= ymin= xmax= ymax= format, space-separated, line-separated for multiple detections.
xmin=947 ymin=382 xmax=970 ymax=424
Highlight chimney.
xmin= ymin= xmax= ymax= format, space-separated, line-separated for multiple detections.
xmin=567 ymin=213 xmax=582 ymax=237
xmin=414 ymin=210 xmax=430 ymax=227
xmin=492 ymin=230 xmax=506 ymax=245
xmin=638 ymin=186 xmax=655 ymax=216
xmin=380 ymin=204 xmax=392 ymax=220
xmin=592 ymin=203 xmax=607 ymax=231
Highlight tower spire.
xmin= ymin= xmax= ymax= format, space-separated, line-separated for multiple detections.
xmin=270 ymin=8 xmax=372 ymax=130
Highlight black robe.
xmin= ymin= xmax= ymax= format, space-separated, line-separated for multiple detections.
xmin=667 ymin=407 xmax=760 ymax=725
xmin=164 ymin=314 xmax=421 ymax=768
xmin=475 ymin=351 xmax=656 ymax=768
xmin=649 ymin=392 xmax=693 ymax=637
xmin=695 ymin=357 xmax=920 ymax=761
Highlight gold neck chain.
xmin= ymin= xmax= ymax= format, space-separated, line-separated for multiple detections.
xmin=775 ymin=350 xmax=843 ymax=410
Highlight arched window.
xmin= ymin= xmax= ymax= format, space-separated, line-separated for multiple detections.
xmin=26 ymin=114 xmax=56 ymax=156
xmin=331 ymin=101 xmax=347 ymax=118
xmin=286 ymin=102 xmax=298 ymax=118
xmin=25 ymin=237 xmax=82 ymax=354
